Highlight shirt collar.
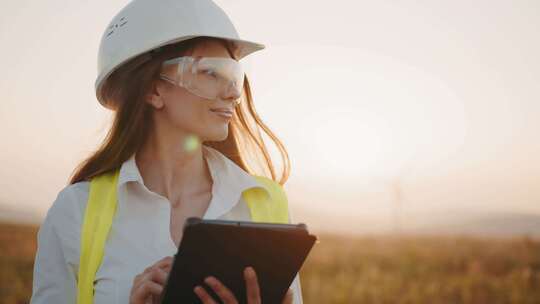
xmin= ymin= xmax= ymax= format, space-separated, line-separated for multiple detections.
xmin=117 ymin=145 xmax=271 ymax=218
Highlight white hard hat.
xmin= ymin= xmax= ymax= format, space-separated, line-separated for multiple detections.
xmin=95 ymin=0 xmax=265 ymax=108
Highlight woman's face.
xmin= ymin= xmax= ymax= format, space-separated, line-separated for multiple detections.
xmin=147 ymin=39 xmax=241 ymax=142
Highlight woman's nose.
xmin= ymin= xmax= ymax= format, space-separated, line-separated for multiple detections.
xmin=220 ymin=81 xmax=242 ymax=101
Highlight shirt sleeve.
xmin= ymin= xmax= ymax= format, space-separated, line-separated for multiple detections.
xmin=289 ymin=272 xmax=304 ymax=304
xmin=286 ymin=190 xmax=304 ymax=304
xmin=30 ymin=184 xmax=86 ymax=304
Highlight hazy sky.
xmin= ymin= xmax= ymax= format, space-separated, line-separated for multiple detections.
xmin=1 ymin=0 xmax=539 ymax=234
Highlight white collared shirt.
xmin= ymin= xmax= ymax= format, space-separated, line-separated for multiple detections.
xmin=30 ymin=145 xmax=303 ymax=304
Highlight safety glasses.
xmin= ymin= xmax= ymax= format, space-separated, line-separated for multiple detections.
xmin=159 ymin=56 xmax=245 ymax=105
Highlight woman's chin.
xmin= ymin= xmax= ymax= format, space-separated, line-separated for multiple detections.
xmin=205 ymin=126 xmax=229 ymax=142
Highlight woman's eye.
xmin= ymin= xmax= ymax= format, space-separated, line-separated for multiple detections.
xmin=201 ymin=69 xmax=217 ymax=77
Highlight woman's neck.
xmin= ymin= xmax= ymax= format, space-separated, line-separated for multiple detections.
xmin=135 ymin=130 xmax=213 ymax=207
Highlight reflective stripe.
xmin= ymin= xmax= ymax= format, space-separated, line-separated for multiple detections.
xmin=77 ymin=168 xmax=288 ymax=304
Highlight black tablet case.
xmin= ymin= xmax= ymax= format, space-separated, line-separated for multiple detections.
xmin=160 ymin=218 xmax=317 ymax=304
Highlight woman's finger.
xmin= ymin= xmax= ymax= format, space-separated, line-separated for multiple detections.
xmin=143 ymin=256 xmax=174 ymax=274
xmin=281 ymin=288 xmax=294 ymax=304
xmin=244 ymin=267 xmax=261 ymax=304
xmin=146 ymin=267 xmax=170 ymax=286
xmin=194 ymin=285 xmax=218 ymax=304
xmin=131 ymin=279 xmax=163 ymax=303
xmin=204 ymin=276 xmax=238 ymax=304
xmin=133 ymin=266 xmax=169 ymax=291
xmin=129 ymin=257 xmax=174 ymax=304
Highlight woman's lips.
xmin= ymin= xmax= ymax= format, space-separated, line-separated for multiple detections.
xmin=210 ymin=109 xmax=233 ymax=119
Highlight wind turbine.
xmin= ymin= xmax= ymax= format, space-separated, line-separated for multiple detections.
xmin=370 ymin=161 xmax=414 ymax=235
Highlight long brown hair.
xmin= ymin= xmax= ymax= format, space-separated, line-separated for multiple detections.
xmin=69 ymin=36 xmax=290 ymax=186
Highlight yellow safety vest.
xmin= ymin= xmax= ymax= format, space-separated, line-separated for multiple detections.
xmin=76 ymin=168 xmax=289 ymax=304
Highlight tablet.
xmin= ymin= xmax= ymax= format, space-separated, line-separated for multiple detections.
xmin=160 ymin=217 xmax=317 ymax=304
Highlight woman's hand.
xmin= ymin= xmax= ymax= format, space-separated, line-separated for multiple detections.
xmin=194 ymin=266 xmax=294 ymax=304
xmin=129 ymin=256 xmax=173 ymax=304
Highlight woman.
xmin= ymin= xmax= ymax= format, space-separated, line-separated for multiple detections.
xmin=30 ymin=0 xmax=302 ymax=303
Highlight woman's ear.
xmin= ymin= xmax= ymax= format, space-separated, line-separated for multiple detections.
xmin=145 ymin=81 xmax=165 ymax=109
xmin=147 ymin=95 xmax=164 ymax=109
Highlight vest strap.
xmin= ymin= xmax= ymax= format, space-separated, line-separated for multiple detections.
xmin=77 ymin=169 xmax=120 ymax=304
xmin=243 ymin=175 xmax=289 ymax=224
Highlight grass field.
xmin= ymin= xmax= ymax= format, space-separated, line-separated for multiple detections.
xmin=300 ymin=233 xmax=540 ymax=303
xmin=1 ymin=222 xmax=539 ymax=303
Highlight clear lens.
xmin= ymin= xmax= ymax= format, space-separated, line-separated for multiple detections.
xmin=161 ymin=56 xmax=245 ymax=101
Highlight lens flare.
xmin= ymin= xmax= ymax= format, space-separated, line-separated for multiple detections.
xmin=184 ymin=134 xmax=200 ymax=152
